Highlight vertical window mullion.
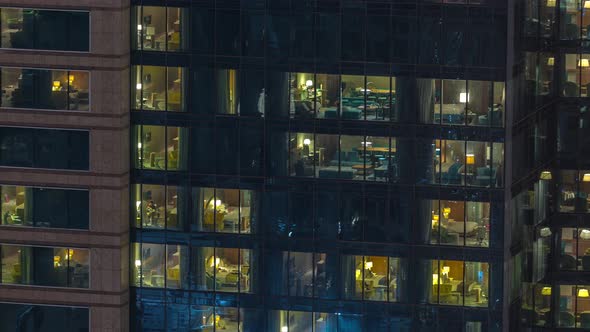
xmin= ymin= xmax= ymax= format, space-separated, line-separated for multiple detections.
xmin=238 ymin=189 xmax=242 ymax=234
xmin=165 ymin=68 xmax=169 ymax=112
xmin=463 ymin=201 xmax=467 ymax=246
xmin=462 ymin=261 xmax=467 ymax=306
xmin=465 ymin=80 xmax=469 ymax=126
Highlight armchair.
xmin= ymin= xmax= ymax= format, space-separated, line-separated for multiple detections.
xmin=441 ymin=162 xmax=463 ymax=185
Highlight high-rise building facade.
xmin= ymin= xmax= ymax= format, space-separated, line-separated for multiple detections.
xmin=0 ymin=2 xmax=130 ymax=331
xmin=130 ymin=1 xmax=509 ymax=331
xmin=9 ymin=0 xmax=585 ymax=331
xmin=511 ymin=0 xmax=590 ymax=330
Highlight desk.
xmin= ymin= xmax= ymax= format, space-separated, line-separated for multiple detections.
xmin=365 ymin=147 xmax=396 ymax=154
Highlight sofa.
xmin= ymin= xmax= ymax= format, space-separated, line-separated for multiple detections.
xmin=442 ymin=162 xmax=463 ymax=184
xmin=329 ymin=151 xmax=361 ymax=167
xmin=318 ymin=167 xmax=355 ymax=179
xmin=322 ymin=106 xmax=362 ymax=120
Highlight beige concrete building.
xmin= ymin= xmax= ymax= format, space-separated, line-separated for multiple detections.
xmin=0 ymin=1 xmax=130 ymax=331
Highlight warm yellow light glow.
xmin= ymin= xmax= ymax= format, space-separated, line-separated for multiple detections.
xmin=355 ymin=269 xmax=361 ymax=280
xmin=547 ymin=0 xmax=556 ymax=7
xmin=54 ymin=256 xmax=61 ymax=267
xmin=364 ymin=261 xmax=373 ymax=270
xmin=432 ymin=273 xmax=439 ymax=285
xmin=583 ymin=173 xmax=590 ymax=182
xmin=136 ymin=83 xmax=142 ymax=90
xmin=305 ymin=80 xmax=313 ymax=88
xmin=466 ymin=154 xmax=475 ymax=165
xmin=303 ymin=138 xmax=311 ymax=146
xmin=137 ymin=24 xmax=143 ymax=31
xmin=540 ymin=171 xmax=552 ymax=180
xmin=68 ymin=75 xmax=74 ymax=84
xmin=579 ymin=288 xmax=590 ymax=298
xmin=442 ymin=266 xmax=450 ymax=275
xmin=64 ymin=249 xmax=74 ymax=260
xmin=542 ymin=286 xmax=552 ymax=296
xmin=547 ymin=57 xmax=555 ymax=66
xmin=52 ymin=81 xmax=61 ymax=91
xmin=585 ymin=0 xmax=590 ymax=8
xmin=208 ymin=256 xmax=221 ymax=268
xmin=459 ymin=92 xmax=469 ymax=103
xmin=443 ymin=207 xmax=451 ymax=219
xmin=579 ymin=59 xmax=590 ymax=68
xmin=135 ymin=259 xmax=141 ymax=267
xmin=433 ymin=214 xmax=439 ymax=221
xmin=281 ymin=326 xmax=288 ymax=332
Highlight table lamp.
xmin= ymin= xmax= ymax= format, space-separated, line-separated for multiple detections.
xmin=583 ymin=173 xmax=590 ymax=182
xmin=579 ymin=288 xmax=590 ymax=298
xmin=541 ymin=286 xmax=551 ymax=296
xmin=540 ymin=170 xmax=552 ymax=180
xmin=466 ymin=154 xmax=475 ymax=173
xmin=443 ymin=207 xmax=451 ymax=219
xmin=459 ymin=92 xmax=469 ymax=103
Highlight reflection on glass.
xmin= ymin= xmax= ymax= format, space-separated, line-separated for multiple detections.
xmin=133 ymin=66 xmax=185 ymax=111
xmin=135 ymin=6 xmax=184 ymax=51
xmin=217 ymin=69 xmax=239 ymax=114
xmin=559 ymin=0 xmax=587 ymax=40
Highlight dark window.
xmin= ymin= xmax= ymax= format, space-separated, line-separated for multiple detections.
xmin=0 ymin=127 xmax=89 ymax=170
xmin=0 ymin=302 xmax=88 ymax=332
xmin=0 ymin=8 xmax=89 ymax=52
